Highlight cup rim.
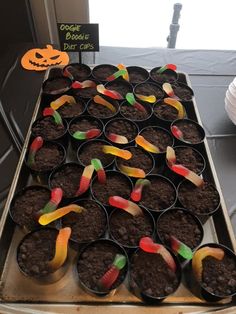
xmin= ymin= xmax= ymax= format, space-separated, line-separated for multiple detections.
xmin=150 ymin=66 xmax=179 ymax=84
xmin=104 ymin=117 xmax=139 ymax=146
xmin=60 ymin=198 xmax=109 ymax=246
xmin=31 ymin=116 xmax=68 ymax=141
xmin=139 ymin=125 xmax=174 ymax=154
xmin=62 ymin=63 xmax=92 ymax=80
xmin=16 ymin=227 xmax=68 ymax=283
xmin=42 ymin=76 xmax=72 ymax=95
xmin=114 ymin=145 xmax=155 ymax=177
xmin=171 ymin=82 xmax=194 ymax=101
xmin=133 ymin=81 xmax=165 ymax=102
xmin=170 ymin=118 xmax=206 ymax=145
xmin=119 ymin=99 xmax=153 ymax=122
xmin=129 ymin=246 xmax=182 ymax=301
xmin=76 ymin=138 xmax=115 ymax=168
xmin=68 ymin=115 xmax=104 ymax=138
xmin=90 ymin=169 xmax=133 ymax=207
xmin=76 ymin=238 xmax=129 ymax=295
xmin=9 ymin=185 xmax=51 ymax=232
xmin=25 ymin=140 xmax=66 ymax=175
xmin=48 ymin=161 xmax=85 ymax=201
xmin=192 ymin=242 xmax=236 ymax=299
xmin=156 ymin=206 xmax=204 ymax=252
xmin=138 ymin=174 xmax=178 ymax=213
xmin=126 ymin=66 xmax=150 ymax=84
xmin=104 ymin=79 xmax=133 ymax=100
xmin=86 ymin=96 xmax=120 ymax=120
xmin=165 ymin=145 xmax=206 ymax=176
xmin=177 ymin=179 xmax=221 ymax=217
xmin=72 ymin=78 xmax=101 ymax=100
xmin=56 ymin=95 xmax=87 ymax=120
xmin=92 ymin=64 xmax=119 ymax=82
xmin=153 ymin=98 xmax=187 ymax=123
xmin=108 ymin=204 xmax=156 ymax=250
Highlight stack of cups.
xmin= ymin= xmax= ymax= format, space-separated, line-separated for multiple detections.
xmin=225 ymin=77 xmax=236 ymax=125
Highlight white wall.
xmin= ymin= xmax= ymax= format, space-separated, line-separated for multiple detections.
xmin=30 ymin=0 xmax=236 ymax=50
xmin=89 ymin=0 xmax=236 ymax=50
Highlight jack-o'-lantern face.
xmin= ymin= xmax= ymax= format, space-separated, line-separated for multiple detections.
xmin=21 ymin=45 xmax=69 ymax=71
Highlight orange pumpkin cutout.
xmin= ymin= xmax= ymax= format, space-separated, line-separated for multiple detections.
xmin=21 ymin=45 xmax=69 ymax=71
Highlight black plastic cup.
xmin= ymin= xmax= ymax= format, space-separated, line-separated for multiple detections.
xmin=119 ymin=99 xmax=153 ymax=129
xmin=153 ymin=99 xmax=187 ymax=129
xmin=9 ymin=185 xmax=51 ymax=233
xmin=77 ymin=139 xmax=115 ymax=170
xmin=108 ymin=205 xmax=155 ymax=253
xmin=163 ymin=145 xmax=206 ymax=186
xmin=186 ymin=243 xmax=236 ymax=302
xmin=171 ymin=118 xmax=206 ymax=146
xmin=68 ymin=115 xmax=104 ymax=151
xmin=17 ymin=227 xmax=69 ymax=284
xmin=133 ymin=81 xmax=164 ymax=103
xmin=138 ymin=174 xmax=177 ymax=218
xmin=25 ymin=140 xmax=66 ymax=185
xmin=177 ymin=179 xmax=221 ymax=224
xmin=139 ymin=125 xmax=174 ymax=155
xmin=86 ymin=96 xmax=120 ymax=123
xmin=61 ymin=198 xmax=108 ymax=251
xmin=156 ymin=207 xmax=204 ymax=260
xmin=150 ymin=67 xmax=178 ymax=85
xmin=56 ymin=95 xmax=87 ymax=122
xmin=63 ymin=63 xmax=92 ymax=81
xmin=104 ymin=118 xmax=139 ymax=147
xmin=129 ymin=246 xmax=182 ymax=303
xmin=104 ymin=79 xmax=133 ymax=100
xmin=76 ymin=238 xmax=129 ymax=297
xmin=90 ymin=170 xmax=133 ymax=212
xmin=41 ymin=76 xmax=73 ymax=109
xmin=72 ymin=79 xmax=100 ymax=100
xmin=49 ymin=162 xmax=89 ymax=205
xmin=31 ymin=116 xmax=69 ymax=148
xmin=167 ymin=82 xmax=194 ymax=102
xmin=138 ymin=126 xmax=174 ymax=170
xmin=126 ymin=66 xmax=149 ymax=85
xmin=115 ymin=146 xmax=155 ymax=183
xmin=92 ymin=64 xmax=118 ymax=83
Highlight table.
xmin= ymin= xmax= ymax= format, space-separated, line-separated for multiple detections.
xmin=1 ymin=44 xmax=236 ymax=235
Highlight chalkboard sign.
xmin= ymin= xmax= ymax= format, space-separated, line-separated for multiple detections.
xmin=57 ymin=23 xmax=99 ymax=52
